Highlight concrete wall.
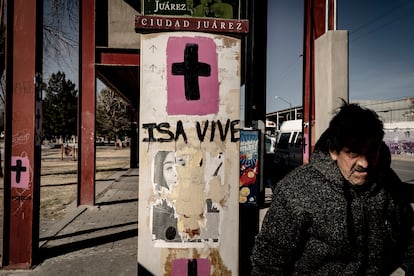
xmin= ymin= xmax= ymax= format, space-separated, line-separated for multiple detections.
xmin=108 ymin=0 xmax=141 ymax=48
xmin=138 ymin=32 xmax=241 ymax=275
xmin=315 ymin=30 xmax=349 ymax=140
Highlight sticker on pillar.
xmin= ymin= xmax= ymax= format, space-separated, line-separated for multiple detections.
xmin=11 ymin=156 xmax=30 ymax=189
xmin=151 ymin=150 xmax=183 ymax=245
xmin=303 ymin=133 xmax=309 ymax=164
xmin=200 ymin=199 xmax=220 ymax=241
xmin=152 ymin=199 xmax=181 ymax=242
xmin=153 ymin=150 xmax=184 ymax=194
xmin=167 ymin=36 xmax=219 ymax=115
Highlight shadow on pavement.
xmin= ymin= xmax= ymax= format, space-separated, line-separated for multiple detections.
xmin=38 ymin=228 xmax=137 ymax=261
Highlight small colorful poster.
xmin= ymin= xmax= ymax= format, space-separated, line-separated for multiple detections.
xmin=239 ymin=130 xmax=259 ymax=205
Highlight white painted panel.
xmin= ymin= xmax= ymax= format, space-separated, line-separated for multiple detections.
xmin=138 ymin=32 xmax=241 ymax=275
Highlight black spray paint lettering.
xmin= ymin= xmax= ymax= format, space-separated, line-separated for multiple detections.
xmin=142 ymin=119 xmax=240 ymax=143
xmin=142 ymin=121 xmax=188 ymax=143
xmin=12 ymin=195 xmax=32 ymax=201
xmin=156 ymin=122 xmax=175 ymax=142
xmin=196 ymin=119 xmax=239 ymax=142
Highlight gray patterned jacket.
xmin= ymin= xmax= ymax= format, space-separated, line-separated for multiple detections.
xmin=251 ymin=150 xmax=414 ymax=275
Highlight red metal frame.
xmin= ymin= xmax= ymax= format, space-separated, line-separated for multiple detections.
xmin=100 ymin=52 xmax=140 ymax=66
xmin=302 ymin=0 xmax=335 ymax=163
xmin=3 ymin=0 xmax=42 ymax=268
xmin=78 ymin=0 xmax=96 ymax=205
xmin=0 ymin=0 xmax=331 ymax=268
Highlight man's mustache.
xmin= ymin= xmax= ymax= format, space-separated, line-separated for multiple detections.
xmin=352 ymin=166 xmax=368 ymax=173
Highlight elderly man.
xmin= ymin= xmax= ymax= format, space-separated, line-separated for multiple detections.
xmin=251 ymin=101 xmax=414 ymax=275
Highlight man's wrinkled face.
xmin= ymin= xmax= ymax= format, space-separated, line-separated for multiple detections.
xmin=329 ymin=145 xmax=380 ymax=186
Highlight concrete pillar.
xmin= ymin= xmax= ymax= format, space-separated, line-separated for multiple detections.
xmin=302 ymin=0 xmax=330 ymax=164
xmin=138 ymin=32 xmax=241 ymax=275
xmin=314 ymin=30 xmax=349 ymax=140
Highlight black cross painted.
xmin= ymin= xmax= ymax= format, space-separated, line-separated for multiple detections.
xmin=172 ymin=43 xmax=211 ymax=101
xmin=11 ymin=159 xmax=27 ymax=184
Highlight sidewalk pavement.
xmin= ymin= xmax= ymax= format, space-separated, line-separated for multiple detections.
xmin=1 ymin=157 xmax=412 ymax=276
xmin=0 ymin=168 xmax=139 ymax=276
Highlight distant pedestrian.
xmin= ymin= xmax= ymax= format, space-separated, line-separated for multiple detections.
xmin=251 ymin=101 xmax=414 ymax=275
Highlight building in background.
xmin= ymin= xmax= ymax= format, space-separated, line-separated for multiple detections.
xmin=266 ymin=97 xmax=414 ymax=156
xmin=266 ymin=106 xmax=303 ymax=132
xmin=353 ymin=98 xmax=414 ymax=156
xmin=356 ymin=98 xmax=414 ymax=123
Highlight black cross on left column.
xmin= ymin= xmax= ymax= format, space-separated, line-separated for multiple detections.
xmin=11 ymin=159 xmax=27 ymax=184
xmin=172 ymin=43 xmax=211 ymax=101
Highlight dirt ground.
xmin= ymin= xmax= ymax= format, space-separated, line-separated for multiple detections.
xmin=0 ymin=145 xmax=131 ymax=226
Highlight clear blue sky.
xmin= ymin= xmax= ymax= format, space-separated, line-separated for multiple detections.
xmin=42 ymin=0 xmax=414 ymax=114
xmin=266 ymin=0 xmax=414 ymax=113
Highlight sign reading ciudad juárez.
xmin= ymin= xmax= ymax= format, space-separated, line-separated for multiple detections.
xmin=135 ymin=15 xmax=248 ymax=33
xmin=137 ymin=0 xmax=249 ymax=34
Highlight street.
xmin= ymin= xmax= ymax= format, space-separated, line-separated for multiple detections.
xmin=391 ymin=158 xmax=414 ymax=185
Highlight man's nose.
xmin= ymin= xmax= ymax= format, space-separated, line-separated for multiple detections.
xmin=357 ymin=155 xmax=369 ymax=168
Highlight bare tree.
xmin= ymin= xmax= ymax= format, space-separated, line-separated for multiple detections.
xmin=0 ymin=0 xmax=78 ymax=109
xmin=96 ymin=88 xmax=131 ymax=143
xmin=43 ymin=0 xmax=78 ymax=78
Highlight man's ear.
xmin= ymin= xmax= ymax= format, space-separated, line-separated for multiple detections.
xmin=327 ymin=139 xmax=338 ymax=161
xmin=329 ymin=150 xmax=338 ymax=161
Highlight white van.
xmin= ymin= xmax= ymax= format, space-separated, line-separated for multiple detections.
xmin=274 ymin=119 xmax=303 ymax=170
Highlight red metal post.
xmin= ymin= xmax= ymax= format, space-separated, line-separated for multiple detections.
xmin=3 ymin=0 xmax=42 ymax=268
xmin=302 ymin=0 xmax=334 ymax=163
xmin=78 ymin=0 xmax=96 ymax=205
